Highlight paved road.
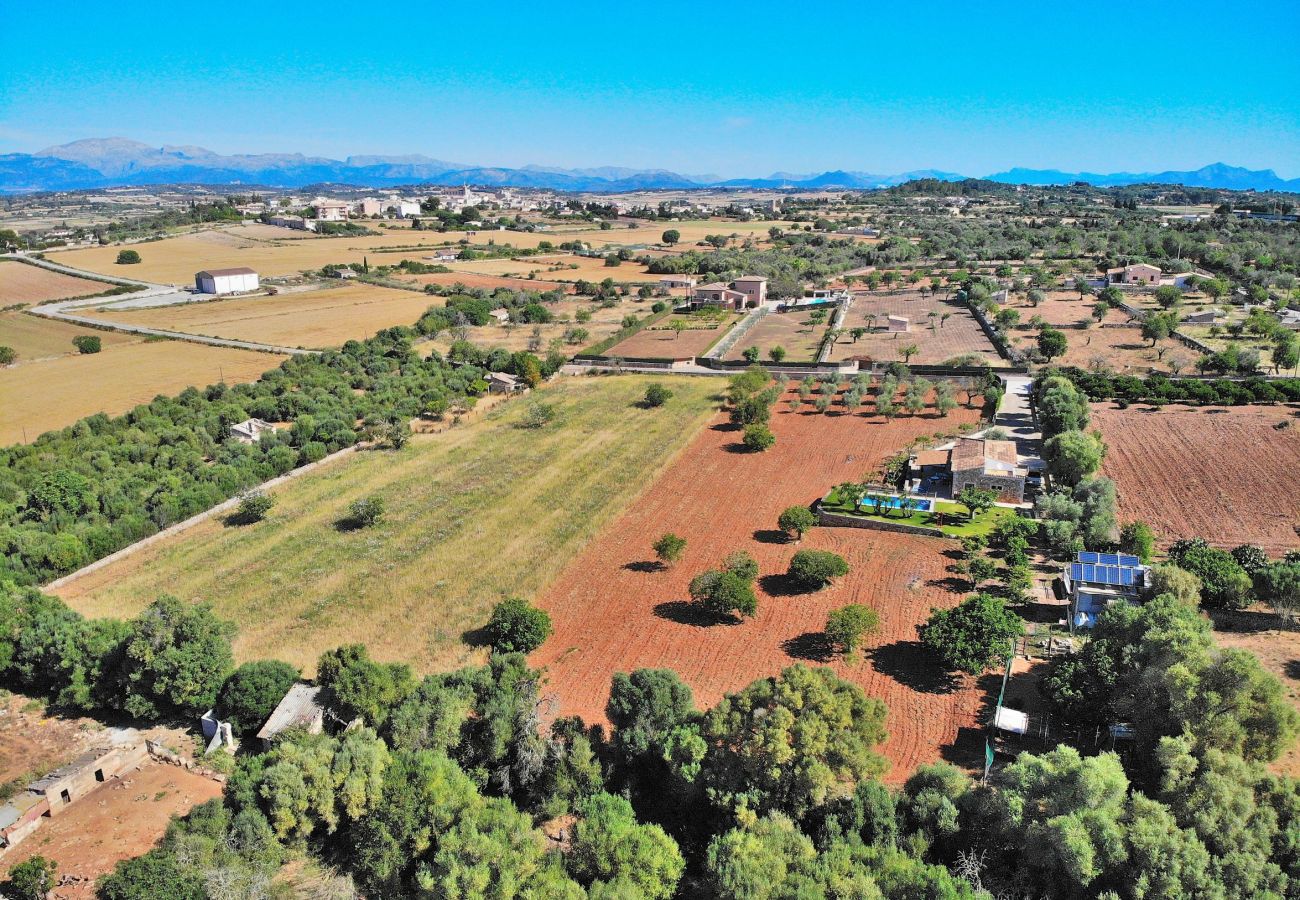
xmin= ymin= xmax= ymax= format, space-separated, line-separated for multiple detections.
xmin=996 ymin=374 xmax=1042 ymax=465
xmin=8 ymin=253 xmax=317 ymax=356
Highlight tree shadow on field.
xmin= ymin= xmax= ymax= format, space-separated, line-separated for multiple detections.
xmin=1208 ymin=607 xmax=1288 ymax=635
xmin=940 ymin=726 xmax=989 ymax=769
xmin=1283 ymin=660 xmax=1300 ymax=681
xmin=653 ymin=601 xmax=739 ymax=627
xmin=333 ymin=516 xmax=366 ymax=533
xmin=711 ymin=421 xmax=741 ymax=433
xmin=753 ymin=529 xmax=789 ymax=545
xmin=723 ymin=442 xmax=755 ymax=454
xmin=624 ymin=560 xmax=665 ymax=573
xmin=759 ymin=573 xmax=808 ymax=598
xmin=221 ymin=510 xmax=261 ymax=528
xmin=868 ymin=640 xmax=959 ymax=694
xmin=461 ymin=626 xmax=493 ymax=648
xmin=927 ymin=575 xmax=972 ymax=593
xmin=782 ymin=631 xmax=834 ymax=662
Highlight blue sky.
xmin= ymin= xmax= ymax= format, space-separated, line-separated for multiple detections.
xmin=4 ymin=0 xmax=1298 ymax=177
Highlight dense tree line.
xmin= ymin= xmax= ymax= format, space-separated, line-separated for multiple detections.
xmin=0 ymin=314 xmax=536 ymax=586
xmin=1040 ymin=365 xmax=1300 ymax=406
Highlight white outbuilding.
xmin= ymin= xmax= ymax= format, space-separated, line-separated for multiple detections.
xmin=196 ymin=267 xmax=259 ymax=295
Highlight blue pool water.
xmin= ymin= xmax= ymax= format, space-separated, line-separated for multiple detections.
xmin=861 ymin=495 xmax=933 ymax=512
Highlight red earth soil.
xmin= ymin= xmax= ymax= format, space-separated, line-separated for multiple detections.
xmin=1092 ymin=402 xmax=1300 ymax=554
xmin=532 ymin=388 xmax=990 ymax=782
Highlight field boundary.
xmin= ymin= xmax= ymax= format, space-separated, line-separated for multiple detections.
xmin=43 ymin=445 xmax=359 ymax=591
xmin=814 ymin=502 xmax=949 ymax=538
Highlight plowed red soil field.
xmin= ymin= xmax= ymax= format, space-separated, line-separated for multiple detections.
xmin=533 ymin=388 xmax=989 ymax=782
xmin=1093 ymin=402 xmax=1300 ymax=553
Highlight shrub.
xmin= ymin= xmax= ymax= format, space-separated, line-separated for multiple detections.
xmin=4 ymin=856 xmax=57 ymax=900
xmin=0 ymin=345 xmax=15 ymax=365
xmin=653 ymin=533 xmax=686 ymax=566
xmin=777 ymin=506 xmax=817 ymax=541
xmin=741 ymin=422 xmax=775 ymax=452
xmin=234 ymin=490 xmax=274 ymax=524
xmin=485 ymin=597 xmax=553 ymax=653
xmin=643 ymin=383 xmax=673 ymax=408
xmin=788 ymin=550 xmax=849 ymax=590
xmin=348 ymin=496 xmax=385 ymax=528
xmin=116 ymin=249 xmax=141 ymax=264
xmin=215 ymin=660 xmax=300 ymax=736
xmin=826 ymin=604 xmax=880 ymax=655
xmin=519 ymin=400 xmax=557 ymax=429
xmin=72 ymin=335 xmax=102 ymax=354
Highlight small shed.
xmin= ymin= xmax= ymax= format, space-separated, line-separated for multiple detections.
xmin=886 ymin=315 xmax=909 ymax=333
xmin=230 ymin=418 xmax=275 ymax=444
xmin=256 ymin=683 xmax=326 ymax=749
xmin=489 ymin=309 xmax=511 ymax=325
xmin=993 ymin=706 xmax=1029 ymax=735
xmin=487 ymin=371 xmax=526 ymax=394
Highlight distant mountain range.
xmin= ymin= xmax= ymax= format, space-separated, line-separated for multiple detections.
xmin=1 ymin=138 xmax=1297 ymax=194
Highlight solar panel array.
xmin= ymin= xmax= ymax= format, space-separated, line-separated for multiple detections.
xmin=1070 ymin=563 xmax=1142 ymax=587
xmin=1078 ymin=551 xmax=1141 ymax=567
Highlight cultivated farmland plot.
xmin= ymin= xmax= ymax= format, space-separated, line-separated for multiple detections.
xmin=723 ymin=308 xmax=829 ymax=362
xmin=0 ymin=308 xmax=138 ymax=363
xmin=532 ymin=384 xmax=990 ymax=781
xmin=606 ymin=311 xmax=741 ymax=359
xmin=1093 ymin=402 xmax=1300 ymax=554
xmin=827 ymin=292 xmax=1005 ymax=367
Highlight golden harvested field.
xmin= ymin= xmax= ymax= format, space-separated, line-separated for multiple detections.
xmin=1010 ymin=323 xmax=1189 ymax=375
xmin=52 ymin=376 xmax=722 ymax=674
xmin=46 ymin=227 xmax=451 ymax=284
xmin=0 ymin=259 xmax=116 ymax=303
xmin=0 ymin=341 xmax=285 ymax=445
xmin=435 ymin=254 xmax=658 ymax=284
xmin=1007 ymin=290 xmax=1131 ymax=328
xmin=47 ymin=220 xmax=789 ymax=284
xmin=83 ymin=284 xmax=437 ymax=349
xmin=0 ymin=309 xmax=138 ymax=363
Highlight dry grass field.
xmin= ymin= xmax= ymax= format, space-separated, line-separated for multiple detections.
xmin=1092 ymin=402 xmax=1300 ymax=553
xmin=0 ymin=259 xmax=117 ymax=303
xmin=83 ymin=283 xmax=438 ymax=349
xmin=724 ymin=307 xmax=829 ymax=362
xmin=421 ymin=299 xmax=634 ymax=356
xmin=52 ymin=377 xmax=722 ymax=674
xmin=0 ymin=341 xmax=285 ymax=445
xmin=1010 ymin=324 xmax=1190 ymax=375
xmin=533 ymin=385 xmax=988 ymax=782
xmin=828 ymin=293 xmax=1005 ymax=367
xmin=0 ymin=309 xmax=138 ymax=364
xmin=399 ymin=271 xmax=577 ymax=294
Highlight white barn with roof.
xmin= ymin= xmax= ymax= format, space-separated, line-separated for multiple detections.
xmin=196 ymin=267 xmax=259 ymax=295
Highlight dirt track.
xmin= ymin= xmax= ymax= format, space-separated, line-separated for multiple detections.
xmin=532 ymin=386 xmax=989 ymax=782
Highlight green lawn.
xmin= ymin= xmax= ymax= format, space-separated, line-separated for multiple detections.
xmin=822 ymin=489 xmax=1014 ymax=538
xmin=53 ymin=376 xmax=721 ymax=675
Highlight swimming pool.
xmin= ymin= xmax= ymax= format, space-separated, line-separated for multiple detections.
xmin=861 ymin=494 xmax=933 ymax=513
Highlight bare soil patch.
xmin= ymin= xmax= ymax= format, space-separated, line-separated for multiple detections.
xmin=532 ymin=388 xmax=989 ymax=782
xmin=607 ymin=312 xmax=739 ymax=359
xmin=0 ymin=763 xmax=224 ymax=898
xmin=1092 ymin=402 xmax=1300 ymax=553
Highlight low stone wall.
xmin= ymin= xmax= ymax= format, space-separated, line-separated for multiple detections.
xmin=146 ymin=740 xmax=228 ymax=784
xmin=815 ymin=504 xmax=948 ymax=539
